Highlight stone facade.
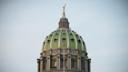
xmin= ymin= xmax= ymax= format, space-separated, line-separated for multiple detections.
xmin=37 ymin=48 xmax=91 ymax=72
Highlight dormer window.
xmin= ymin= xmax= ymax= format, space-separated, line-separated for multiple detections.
xmin=70 ymin=33 xmax=72 ymax=35
xmin=54 ymin=39 xmax=58 ymax=42
xmin=62 ymin=38 xmax=66 ymax=40
xmin=78 ymin=39 xmax=81 ymax=43
xmin=47 ymin=40 xmax=50 ymax=43
xmin=70 ymin=38 xmax=74 ymax=42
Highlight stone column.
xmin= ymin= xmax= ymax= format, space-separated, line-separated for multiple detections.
xmin=88 ymin=59 xmax=91 ymax=72
xmin=57 ymin=55 xmax=60 ymax=70
xmin=67 ymin=55 xmax=71 ymax=70
xmin=85 ymin=59 xmax=88 ymax=72
xmin=40 ymin=59 xmax=43 ymax=72
xmin=37 ymin=59 xmax=40 ymax=72
xmin=77 ymin=56 xmax=81 ymax=71
xmin=63 ymin=55 xmax=65 ymax=71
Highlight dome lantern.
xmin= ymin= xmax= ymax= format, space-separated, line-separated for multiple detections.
xmin=59 ymin=4 xmax=69 ymax=29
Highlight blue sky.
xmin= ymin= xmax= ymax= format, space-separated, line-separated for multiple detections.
xmin=0 ymin=0 xmax=128 ymax=72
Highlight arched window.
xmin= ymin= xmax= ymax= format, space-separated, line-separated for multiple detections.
xmin=60 ymin=56 xmax=63 ymax=68
xmin=50 ymin=56 xmax=57 ymax=68
xmin=43 ymin=57 xmax=47 ymax=70
xmin=71 ymin=58 xmax=77 ymax=69
xmin=65 ymin=58 xmax=68 ymax=69
xmin=47 ymin=40 xmax=50 ymax=43
xmin=81 ymin=57 xmax=85 ymax=71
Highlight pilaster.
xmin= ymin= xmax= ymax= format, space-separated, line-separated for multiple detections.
xmin=47 ymin=56 xmax=50 ymax=71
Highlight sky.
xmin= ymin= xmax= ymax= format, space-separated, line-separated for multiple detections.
xmin=0 ymin=0 xmax=128 ymax=72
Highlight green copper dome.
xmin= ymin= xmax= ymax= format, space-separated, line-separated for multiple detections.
xmin=42 ymin=28 xmax=86 ymax=52
xmin=42 ymin=6 xmax=86 ymax=52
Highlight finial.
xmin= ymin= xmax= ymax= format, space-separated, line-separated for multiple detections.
xmin=62 ymin=4 xmax=66 ymax=18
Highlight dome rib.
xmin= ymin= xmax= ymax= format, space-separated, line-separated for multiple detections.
xmin=66 ymin=30 xmax=69 ymax=48
xmin=43 ymin=41 xmax=46 ymax=51
xmin=79 ymin=36 xmax=84 ymax=51
xmin=50 ymin=31 xmax=56 ymax=49
xmin=71 ymin=31 xmax=78 ymax=49
xmin=58 ymin=30 xmax=61 ymax=48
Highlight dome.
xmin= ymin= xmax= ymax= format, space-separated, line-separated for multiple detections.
xmin=42 ymin=28 xmax=86 ymax=52
xmin=42 ymin=6 xmax=87 ymax=53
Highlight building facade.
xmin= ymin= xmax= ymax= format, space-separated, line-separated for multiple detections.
xmin=37 ymin=6 xmax=91 ymax=72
